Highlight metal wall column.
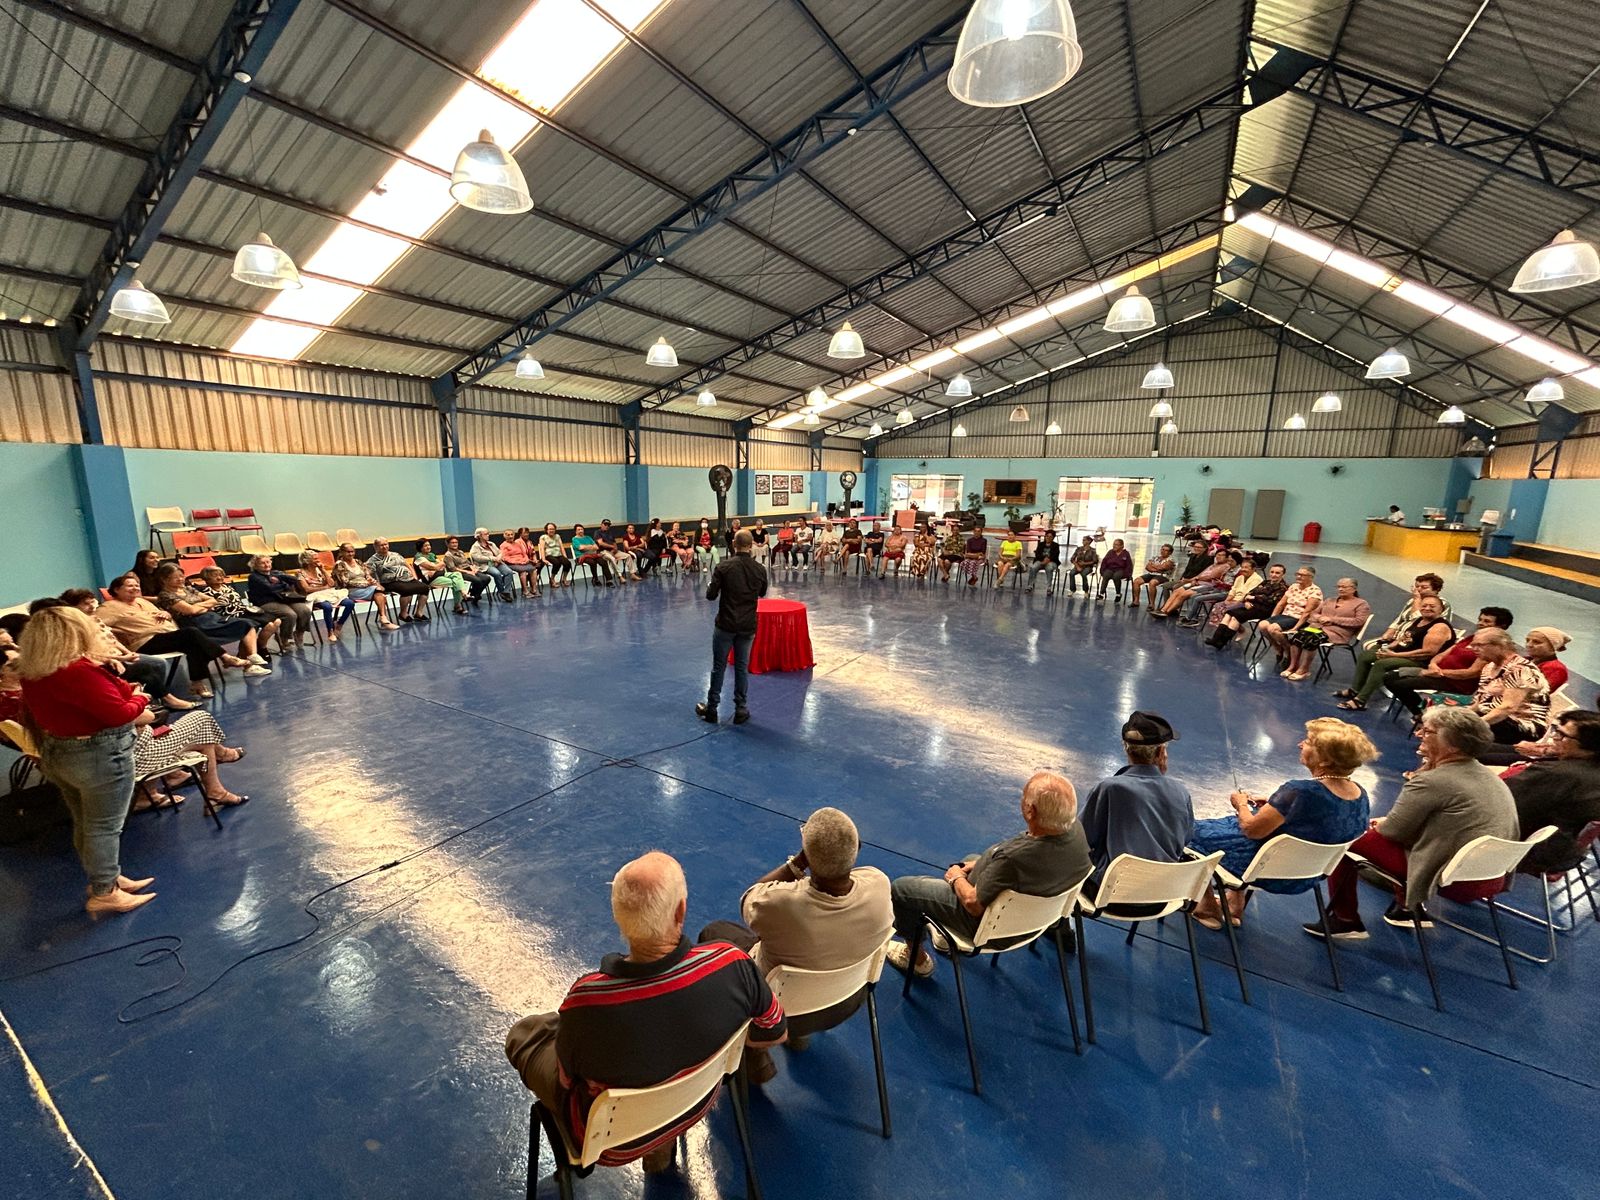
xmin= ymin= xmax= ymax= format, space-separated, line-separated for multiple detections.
xmin=68 ymin=444 xmax=139 ymax=585
xmin=734 ymin=421 xmax=753 ymax=517
xmin=621 ymin=402 xmax=648 ymax=523
xmin=439 ymin=458 xmax=475 ymax=536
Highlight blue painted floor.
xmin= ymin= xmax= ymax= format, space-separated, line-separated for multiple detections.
xmin=1 ymin=556 xmax=1594 ymax=1199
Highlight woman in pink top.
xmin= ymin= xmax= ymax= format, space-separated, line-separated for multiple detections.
xmin=1280 ymin=577 xmax=1373 ymax=682
xmin=1258 ymin=565 xmax=1324 ymax=665
xmin=499 ymin=528 xmax=541 ymax=598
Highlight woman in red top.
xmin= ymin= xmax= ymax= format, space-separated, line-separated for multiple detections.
xmin=17 ymin=607 xmax=158 ymax=916
xmin=1525 ymin=627 xmax=1571 ymax=692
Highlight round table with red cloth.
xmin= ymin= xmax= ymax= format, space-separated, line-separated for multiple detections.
xmin=728 ymin=598 xmax=815 ymax=673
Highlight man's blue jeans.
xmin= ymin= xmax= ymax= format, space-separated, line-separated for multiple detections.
xmin=708 ymin=627 xmax=755 ymax=711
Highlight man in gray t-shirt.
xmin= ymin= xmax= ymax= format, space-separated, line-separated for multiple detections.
xmin=886 ymin=771 xmax=1091 ymax=980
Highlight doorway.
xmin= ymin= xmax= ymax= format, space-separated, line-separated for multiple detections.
xmin=1055 ymin=476 xmax=1154 ymax=535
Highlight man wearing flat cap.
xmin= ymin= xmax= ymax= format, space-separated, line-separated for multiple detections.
xmin=1078 ymin=711 xmax=1195 ymax=899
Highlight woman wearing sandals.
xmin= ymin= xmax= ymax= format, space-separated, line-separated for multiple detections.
xmin=1335 ymin=594 xmax=1453 ymax=711
xmin=133 ymin=709 xmax=248 ymax=812
xmin=1189 ymin=718 xmax=1378 ymax=929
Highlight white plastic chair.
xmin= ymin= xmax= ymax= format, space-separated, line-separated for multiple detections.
xmin=903 ymin=882 xmax=1087 ymax=1095
xmin=1498 ymin=819 xmax=1600 ymax=963
xmin=1076 ymin=852 xmax=1227 ymax=1035
xmin=145 ymin=506 xmax=192 ymax=552
xmin=528 ymin=1020 xmax=760 ymax=1200
xmin=766 ymin=940 xmax=892 ymax=1137
xmin=1548 ymin=683 xmax=1574 ymax=719
xmin=1202 ymin=835 xmax=1359 ymax=992
xmin=1348 ymin=826 xmax=1556 ymax=1011
xmin=273 ymin=533 xmax=306 ymax=558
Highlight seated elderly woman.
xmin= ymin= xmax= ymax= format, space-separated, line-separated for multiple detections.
xmin=994 ymin=532 xmax=1024 ymax=587
xmin=1204 ymin=559 xmax=1286 ymax=648
xmin=813 ymin=520 xmax=841 ymax=572
xmin=1133 ymin=544 xmax=1176 ymax=609
xmin=880 ymin=526 xmax=909 ymax=577
xmin=1277 ymin=576 xmax=1373 ymax=680
xmin=1068 ymin=537 xmax=1099 ymax=594
xmin=534 ymin=524 xmax=572 ymax=590
xmin=296 ymin=550 xmax=357 ymax=639
xmin=1256 ymin=566 xmax=1325 ymax=666
xmin=936 ymin=527 xmax=965 ymax=582
xmin=1189 ymin=717 xmax=1379 ymax=928
xmin=1523 ymin=626 xmax=1571 ymax=692
xmin=961 ymin=529 xmax=988 ymax=587
xmin=1465 ymin=628 xmax=1551 ymax=745
xmin=1335 ymin=593 xmax=1453 ymax=710
xmin=569 ymin=524 xmax=616 ymax=586
xmin=909 ymin=524 xmax=937 ymax=579
xmin=245 ymin=555 xmax=314 ymax=651
xmin=154 ymin=563 xmax=276 ymax=672
xmin=1181 ymin=552 xmax=1262 ymax=628
xmin=1097 ymin=538 xmax=1136 ymax=604
xmin=499 ymin=528 xmax=542 ymax=598
xmin=469 ymin=527 xmax=518 ymax=601
xmin=98 ymin=572 xmax=250 ymax=688
xmin=838 ymin=521 xmax=865 ymax=574
xmin=692 ymin=518 xmax=719 ymax=571
xmin=57 ymin=589 xmax=200 ymax=708
xmin=193 ymin=565 xmax=282 ymax=643
xmin=333 ymin=543 xmax=399 ymax=631
xmin=660 ymin=522 xmax=691 ymax=573
xmin=132 ymin=706 xmax=248 ymax=811
xmin=412 ymin=537 xmax=468 ymax=615
xmin=1152 ymin=547 xmax=1231 ymax=618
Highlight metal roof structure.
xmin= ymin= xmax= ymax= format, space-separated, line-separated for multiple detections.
xmin=1 ymin=0 xmax=1596 ymax=442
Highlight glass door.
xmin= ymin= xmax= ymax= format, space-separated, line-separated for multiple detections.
xmin=1055 ymin=477 xmax=1154 ymax=535
xmin=891 ymin=474 xmax=964 ymax=517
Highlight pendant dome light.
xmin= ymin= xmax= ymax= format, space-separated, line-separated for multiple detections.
xmin=1460 ymin=435 xmax=1490 ymax=455
xmin=108 ymin=278 xmax=170 ymax=324
xmin=449 ymin=130 xmax=533 ymax=214
xmin=807 ymin=385 xmax=829 ymax=407
xmin=645 ymin=336 xmax=678 ymax=367
xmin=1510 ymin=230 xmax=1600 ymax=293
xmin=1159 ymin=419 xmax=1178 ymax=435
xmin=1140 ymin=361 xmax=1174 ymax=389
xmin=1148 ymin=399 xmax=1173 ymax=420
xmin=232 ymin=232 xmax=301 ymax=290
xmin=1104 ymin=285 xmax=1155 ymax=333
xmin=1525 ymin=377 xmax=1563 ymax=406
xmin=1437 ymin=405 xmax=1466 ymax=424
xmin=1009 ymin=404 xmax=1029 ymax=422
xmin=803 ymin=410 xmax=820 ymax=426
xmin=1311 ymin=391 xmax=1341 ymax=413
xmin=868 ymin=421 xmax=884 ymax=437
xmin=1045 ymin=420 xmax=1062 ymax=435
xmin=828 ymin=321 xmax=865 ymax=358
xmin=1283 ymin=413 xmax=1307 ymax=430
xmin=948 ymin=0 xmax=1084 ymax=108
xmin=696 ymin=389 xmax=717 ymax=408
xmin=952 ymin=422 xmax=968 ymax=437
xmin=895 ymin=407 xmax=914 ymax=426
xmin=1365 ymin=347 xmax=1410 ymax=379
xmin=515 ymin=352 xmax=544 ymax=380
xmin=946 ymin=372 xmax=973 ymax=397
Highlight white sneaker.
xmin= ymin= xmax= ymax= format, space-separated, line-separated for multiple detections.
xmin=243 ymin=664 xmax=273 ymax=677
xmin=885 ymin=939 xmax=935 ymax=978
xmin=246 ymin=654 xmax=268 ymax=666
xmin=929 ymin=927 xmax=952 ymax=955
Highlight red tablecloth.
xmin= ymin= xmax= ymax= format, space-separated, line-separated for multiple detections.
xmin=730 ymin=598 xmax=814 ymax=673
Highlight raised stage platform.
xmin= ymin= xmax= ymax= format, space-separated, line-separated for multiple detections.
xmin=1463 ymin=541 xmax=1600 ymax=605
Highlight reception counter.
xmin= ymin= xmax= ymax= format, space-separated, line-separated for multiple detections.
xmin=1365 ymin=520 xmax=1480 ymax=563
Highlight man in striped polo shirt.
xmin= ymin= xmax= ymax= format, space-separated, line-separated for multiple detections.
xmin=506 ymin=851 xmax=787 ymax=1173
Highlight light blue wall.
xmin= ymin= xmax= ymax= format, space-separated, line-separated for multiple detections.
xmin=472 ymin=460 xmax=624 ymax=529
xmin=870 ymin=456 xmax=1458 ymax=544
xmin=122 ymin=448 xmax=445 ymax=544
xmin=1538 ymin=480 xmax=1600 ymax=551
xmin=0 ymin=442 xmax=96 ymax=602
xmin=647 ymin=467 xmax=717 ymax=522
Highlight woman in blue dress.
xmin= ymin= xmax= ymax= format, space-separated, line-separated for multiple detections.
xmin=1190 ymin=717 xmax=1379 ymax=929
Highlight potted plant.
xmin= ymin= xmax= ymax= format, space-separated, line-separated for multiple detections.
xmin=1179 ymin=495 xmax=1195 ymax=527
xmin=965 ymin=491 xmax=984 ymax=529
xmin=1004 ymin=505 xmax=1026 ymax=532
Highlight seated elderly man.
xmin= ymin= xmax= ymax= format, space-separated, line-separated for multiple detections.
xmin=1310 ymin=707 xmax=1517 ymax=936
xmin=1079 ymin=712 xmax=1194 ymax=898
xmin=366 ymin=538 xmax=432 ymax=622
xmin=698 ymin=808 xmax=892 ymax=1083
xmin=505 ymin=851 xmax=786 ymax=1174
xmin=887 ymin=771 xmax=1091 ymax=978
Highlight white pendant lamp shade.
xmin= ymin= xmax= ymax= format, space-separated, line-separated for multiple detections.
xmin=231 ymin=232 xmax=301 ymax=290
xmin=1437 ymin=405 xmax=1466 ymax=424
xmin=108 ymin=279 xmax=170 ymax=324
xmin=946 ymin=372 xmax=974 ymax=397
xmin=1148 ymin=399 xmax=1173 ymax=419
xmin=1526 ymin=377 xmax=1564 ymax=406
xmin=1104 ymin=285 xmax=1155 ymax=333
xmin=1159 ymin=419 xmax=1178 ymax=435
xmin=515 ymin=352 xmax=544 ymax=380
xmin=895 ymin=407 xmax=913 ymax=426
xmin=1511 ymin=230 xmax=1600 ymax=293
xmin=646 ymin=336 xmax=678 ymax=367
xmin=828 ymin=321 xmax=865 ymax=358
xmin=951 ymin=422 xmax=968 ymax=437
xmin=1365 ymin=347 xmax=1410 ymax=379
xmin=1045 ymin=420 xmax=1062 ymax=435
xmin=1283 ymin=412 xmax=1307 ymax=430
xmin=948 ymin=0 xmax=1083 ymax=108
xmin=1311 ymin=391 xmax=1341 ymax=413
xmin=1009 ymin=405 xmax=1029 ymax=423
xmin=803 ymin=410 xmax=820 ymax=426
xmin=807 ymin=385 xmax=829 ymax=407
xmin=695 ymin=389 xmax=717 ymax=408
xmin=450 ymin=130 xmax=533 ymax=214
xmin=1461 ymin=435 xmax=1490 ymax=455
xmin=868 ymin=421 xmax=884 ymax=437
xmin=1140 ymin=361 xmax=1174 ymax=389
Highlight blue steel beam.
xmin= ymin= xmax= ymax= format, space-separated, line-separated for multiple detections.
xmin=70 ymin=0 xmax=303 ymax=347
xmin=439 ymin=13 xmax=966 ymax=394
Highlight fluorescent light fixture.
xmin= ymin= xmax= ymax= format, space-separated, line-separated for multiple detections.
xmin=1045 ymin=420 xmax=1062 ymax=435
xmin=828 ymin=321 xmax=865 ymax=358
xmin=108 ymin=279 xmax=170 ymax=324
xmin=1512 ymin=229 xmax=1600 ymax=293
xmin=1283 ymin=412 xmax=1307 ymax=430
xmin=906 ymin=347 xmax=958 ymax=372
xmin=1437 ymin=405 xmax=1466 ymax=424
xmin=953 ymin=328 xmax=1004 ymax=355
xmin=948 ymin=0 xmax=1083 ymax=108
xmin=230 ymin=0 xmax=667 ymax=360
xmin=515 ymin=352 xmax=544 ymax=379
xmin=1140 ymin=361 xmax=1173 ymax=389
xmin=1159 ymin=419 xmax=1178 ymax=435
xmin=767 ymin=412 xmax=805 ymax=430
xmin=1366 ymin=347 xmax=1410 ymax=379
xmin=1104 ymin=285 xmax=1155 ymax=333
xmin=1148 ymin=399 xmax=1173 ymax=419
xmin=1525 ymin=378 xmax=1563 ymax=406
xmin=645 ymin=336 xmax=678 ymax=367
xmin=1009 ymin=405 xmax=1029 ymax=423
xmin=1311 ymin=391 xmax=1341 ymax=413
xmin=951 ymin=422 xmax=968 ymax=437
xmin=946 ymin=373 xmax=973 ymax=397
xmin=874 ymin=366 xmax=916 ymax=388
xmin=696 ymin=388 xmax=716 ymax=407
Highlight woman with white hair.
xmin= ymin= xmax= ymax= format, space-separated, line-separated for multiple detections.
xmin=469 ymin=527 xmax=517 ymax=601
xmin=15 ymin=606 xmax=159 ymax=916
xmin=246 ymin=554 xmax=314 ymax=651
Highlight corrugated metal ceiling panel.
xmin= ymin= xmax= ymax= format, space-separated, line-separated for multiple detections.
xmin=665 ymin=223 xmax=839 ymax=323
xmin=893 ymin=87 xmax=1047 ymax=221
xmin=0 ymin=115 xmax=143 ymax=221
xmin=1128 ymin=0 xmax=1250 ymax=120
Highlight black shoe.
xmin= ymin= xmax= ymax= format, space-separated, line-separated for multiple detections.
xmin=469 ymin=596 xmax=482 ymax=606
xmin=1383 ymin=903 xmax=1433 ymax=929
xmin=695 ymin=703 xmax=718 ymax=724
xmin=413 ymin=611 xmax=430 ymax=621
xmin=1302 ymin=916 xmax=1369 ymax=940
xmin=733 ymin=708 xmax=751 ymax=725
xmin=1175 ymin=617 xmax=1201 ymax=627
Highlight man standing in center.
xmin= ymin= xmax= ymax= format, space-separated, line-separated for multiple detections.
xmin=698 ymin=528 xmax=768 ymax=726
xmin=1079 ymin=711 xmax=1195 ymax=901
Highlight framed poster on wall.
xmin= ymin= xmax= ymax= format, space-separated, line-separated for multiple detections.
xmin=771 ymin=487 xmax=789 ymax=507
xmin=790 ymin=474 xmax=805 ymax=492
xmin=754 ymin=473 xmax=770 ymax=495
